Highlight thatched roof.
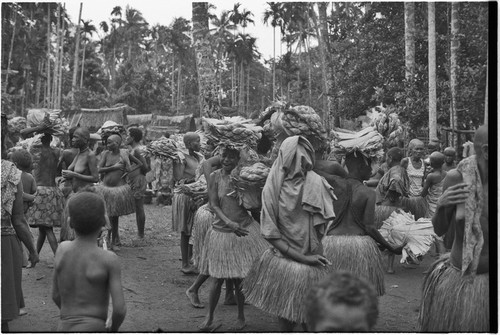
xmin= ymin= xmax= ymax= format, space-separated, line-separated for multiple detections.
xmin=152 ymin=114 xmax=198 ymax=133
xmin=126 ymin=113 xmax=153 ymax=126
xmin=62 ymin=104 xmax=134 ymax=132
xmin=146 ymin=126 xmax=181 ymax=141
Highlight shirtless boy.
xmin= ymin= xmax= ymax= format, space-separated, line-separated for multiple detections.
xmin=172 ymin=132 xmax=204 ymax=274
xmin=52 ymin=191 xmax=126 ymax=332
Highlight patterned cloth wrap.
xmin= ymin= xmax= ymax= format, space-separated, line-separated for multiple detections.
xmin=26 ymin=186 xmax=65 ymax=228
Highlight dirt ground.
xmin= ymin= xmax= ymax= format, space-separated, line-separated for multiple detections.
xmin=9 ymin=202 xmax=435 ymax=333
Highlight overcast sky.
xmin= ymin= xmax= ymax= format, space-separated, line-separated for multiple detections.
xmin=65 ymin=0 xmax=285 ymax=60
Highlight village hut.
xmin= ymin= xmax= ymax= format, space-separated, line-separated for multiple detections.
xmin=62 ymin=104 xmax=134 ymax=132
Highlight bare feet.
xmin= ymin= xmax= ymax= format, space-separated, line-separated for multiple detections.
xmin=230 ymin=319 xmax=246 ymax=331
xmin=199 ymin=320 xmax=221 ymax=332
xmin=181 ymin=265 xmax=199 ymax=275
xmin=186 ymin=289 xmax=204 ymax=308
xmin=387 ymin=269 xmax=395 ymax=274
xmin=19 ymin=308 xmax=27 ymax=316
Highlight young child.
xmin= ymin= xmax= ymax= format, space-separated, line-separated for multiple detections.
xmin=52 ymin=191 xmax=126 ymax=332
xmin=420 ymin=151 xmax=447 ymax=217
xmin=420 ymin=151 xmax=447 ymax=256
xmin=442 ymin=147 xmax=457 ymax=172
xmin=10 ymin=149 xmax=37 ymax=213
xmin=11 ymin=149 xmax=37 ymax=271
xmin=305 ymin=271 xmax=379 ymax=331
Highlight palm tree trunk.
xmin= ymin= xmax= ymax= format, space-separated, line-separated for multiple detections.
xmin=192 ymin=2 xmax=222 ymax=119
xmin=404 ymin=2 xmax=415 ymax=82
xmin=71 ymin=3 xmax=82 ymax=106
xmin=231 ymin=60 xmax=235 ymax=107
xmin=80 ymin=43 xmax=86 ymax=88
xmin=311 ymin=3 xmax=330 ymax=127
xmin=449 ymin=2 xmax=459 ymax=147
xmin=171 ymin=54 xmax=175 ymax=113
xmin=52 ymin=3 xmax=61 ymax=108
xmin=177 ymin=64 xmax=182 ymax=114
xmin=246 ymin=65 xmax=250 ymax=115
xmin=46 ymin=4 xmax=52 ymax=108
xmin=272 ymin=26 xmax=276 ymax=100
xmin=484 ymin=50 xmax=488 ymax=125
xmin=4 ymin=6 xmax=17 ymax=93
xmin=58 ymin=11 xmax=65 ymax=108
xmin=35 ymin=61 xmax=42 ymax=106
xmin=239 ymin=62 xmax=244 ymax=115
xmin=428 ymin=2 xmax=438 ymax=143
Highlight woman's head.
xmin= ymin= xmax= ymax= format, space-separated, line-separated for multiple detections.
xmin=221 ymin=147 xmax=240 ymax=172
xmin=408 ymin=139 xmax=424 ymax=159
xmin=345 ymin=152 xmax=372 ymax=181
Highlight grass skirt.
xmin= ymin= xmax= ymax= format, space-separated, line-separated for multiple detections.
xmin=26 ymin=186 xmax=65 ymax=228
xmin=322 ymin=235 xmax=385 ymax=296
xmin=374 ymin=205 xmax=398 ymax=229
xmin=402 ymin=196 xmax=429 ymax=220
xmin=2 ymin=235 xmax=23 ymax=321
xmin=202 ymin=221 xmax=268 ymax=279
xmin=419 ymin=254 xmax=489 ymax=332
xmin=243 ymin=248 xmax=330 ymax=324
xmin=95 ymin=184 xmax=135 ymax=217
xmin=191 ymin=204 xmax=214 ymax=271
xmin=171 ymin=193 xmax=195 ymax=235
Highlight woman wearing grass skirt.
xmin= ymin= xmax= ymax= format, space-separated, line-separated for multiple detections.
xmin=320 ymin=152 xmax=404 ymax=296
xmin=96 ymin=134 xmax=136 ymax=250
xmin=197 ymin=146 xmax=268 ymax=331
xmin=419 ymin=126 xmax=489 ymax=332
xmin=243 ymin=136 xmax=336 ymax=331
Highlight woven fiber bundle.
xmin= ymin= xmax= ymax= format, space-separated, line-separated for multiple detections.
xmin=146 ymin=137 xmax=178 ymax=160
xmin=176 ymin=176 xmax=207 ymax=198
xmin=243 ymin=248 xmax=330 ymax=324
xmin=322 ymin=235 xmax=385 ymax=296
xmin=374 ymin=205 xmax=399 ymax=229
xmin=27 ymin=108 xmax=69 ymax=136
xmin=330 ymin=126 xmax=384 ymax=160
xmin=369 ymin=105 xmax=405 ymax=147
xmin=419 ymin=255 xmax=489 ymax=332
xmin=379 ymin=209 xmax=436 ymax=265
xmin=202 ymin=117 xmax=262 ymax=149
xmin=229 ymin=162 xmax=270 ymax=210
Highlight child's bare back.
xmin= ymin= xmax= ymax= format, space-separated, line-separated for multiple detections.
xmin=52 ymin=191 xmax=126 ymax=332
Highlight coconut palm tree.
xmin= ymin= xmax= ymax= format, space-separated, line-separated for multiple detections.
xmin=80 ymin=19 xmax=96 ymax=88
xmin=192 ymin=2 xmax=222 ymax=119
xmin=263 ymin=2 xmax=285 ymax=100
xmin=428 ymin=2 xmax=438 ymax=143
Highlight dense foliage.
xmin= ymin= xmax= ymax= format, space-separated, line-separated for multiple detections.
xmin=1 ymin=2 xmax=491 ymax=132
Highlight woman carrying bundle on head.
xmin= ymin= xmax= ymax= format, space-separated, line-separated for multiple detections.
xmin=243 ymin=136 xmax=336 ymax=332
xmin=197 ymin=145 xmax=268 ymax=331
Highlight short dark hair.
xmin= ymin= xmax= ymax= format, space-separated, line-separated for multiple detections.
xmin=41 ymin=133 xmax=52 ymax=145
xmin=68 ymin=189 xmax=106 ymax=235
xmin=11 ymin=149 xmax=33 ymax=171
xmin=128 ymin=127 xmax=143 ymax=142
xmin=305 ymin=271 xmax=379 ymax=330
xmin=386 ymin=147 xmax=403 ymax=163
xmin=345 ymin=152 xmax=371 ymax=170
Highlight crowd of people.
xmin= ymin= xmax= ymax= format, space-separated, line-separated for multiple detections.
xmin=1 ymin=108 xmax=490 ymax=332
